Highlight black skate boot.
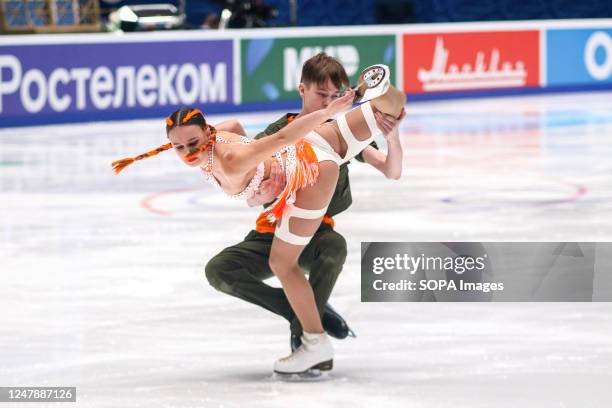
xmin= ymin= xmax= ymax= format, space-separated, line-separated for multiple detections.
xmin=290 ymin=304 xmax=356 ymax=351
xmin=290 ymin=333 xmax=302 ymax=352
xmin=322 ymin=303 xmax=356 ymax=340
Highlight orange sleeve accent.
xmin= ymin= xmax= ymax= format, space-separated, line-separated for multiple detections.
xmin=255 ymin=211 xmax=334 ymax=234
xmin=322 ymin=214 xmax=335 ymax=228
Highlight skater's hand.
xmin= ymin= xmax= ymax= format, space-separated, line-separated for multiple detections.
xmin=376 ymin=109 xmax=405 ymax=143
xmin=247 ymin=161 xmax=286 ymax=207
xmin=374 ymin=112 xmax=397 ymax=136
xmin=324 ymin=89 xmax=354 ymax=117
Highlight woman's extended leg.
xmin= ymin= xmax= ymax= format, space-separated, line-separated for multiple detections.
xmin=371 ymin=84 xmax=406 ymax=119
xmin=316 ymin=85 xmax=406 ymax=158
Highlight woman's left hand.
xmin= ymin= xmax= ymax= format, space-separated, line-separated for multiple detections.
xmin=248 ymin=161 xmax=286 ymax=206
xmin=375 ymin=109 xmax=405 ymax=141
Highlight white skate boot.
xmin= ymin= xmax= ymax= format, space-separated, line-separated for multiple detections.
xmin=273 ymin=331 xmax=334 ymax=375
xmin=352 ymin=64 xmax=391 ymax=103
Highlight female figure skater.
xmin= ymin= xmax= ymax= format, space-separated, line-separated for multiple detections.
xmin=113 ymin=65 xmax=406 ymax=374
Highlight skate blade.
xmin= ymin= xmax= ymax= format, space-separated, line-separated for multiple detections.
xmin=333 ymin=85 xmax=362 ymax=102
xmin=353 ymin=64 xmax=390 ymax=103
xmin=273 ymin=359 xmax=333 ymax=378
xmin=272 ymin=368 xmax=331 ymax=382
xmin=348 ymin=328 xmax=357 ymax=338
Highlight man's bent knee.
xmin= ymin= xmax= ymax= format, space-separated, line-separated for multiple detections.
xmin=204 ymin=258 xmax=234 ymax=294
xmin=321 ymin=233 xmax=348 ymax=266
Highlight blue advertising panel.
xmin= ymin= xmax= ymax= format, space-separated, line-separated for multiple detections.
xmin=547 ymin=29 xmax=612 ymax=88
xmin=0 ymin=39 xmax=234 ymax=127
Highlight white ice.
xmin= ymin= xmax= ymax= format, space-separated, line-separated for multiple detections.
xmin=1 ymin=92 xmax=611 ymax=407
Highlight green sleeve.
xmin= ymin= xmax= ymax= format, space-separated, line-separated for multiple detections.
xmin=254 ymin=124 xmax=279 ymax=140
xmin=254 ymin=115 xmax=292 ymax=140
xmin=354 ymin=140 xmax=379 ymax=163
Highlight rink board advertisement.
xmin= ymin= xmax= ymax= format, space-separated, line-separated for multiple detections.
xmin=402 ymin=31 xmax=540 ymax=95
xmin=361 ymin=242 xmax=612 ymax=302
xmin=0 ymin=39 xmax=233 ymax=127
xmin=240 ymin=35 xmax=396 ymax=104
xmin=3 ymin=21 xmax=612 ymax=127
xmin=546 ymin=28 xmax=612 ymax=88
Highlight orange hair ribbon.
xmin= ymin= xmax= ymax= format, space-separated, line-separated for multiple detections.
xmin=182 ymin=109 xmax=204 ymax=124
xmin=184 ymin=125 xmax=218 ymax=162
xmin=111 ymin=143 xmax=173 ymax=174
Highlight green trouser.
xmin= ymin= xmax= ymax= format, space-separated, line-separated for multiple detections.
xmin=204 ymin=223 xmax=347 ymax=336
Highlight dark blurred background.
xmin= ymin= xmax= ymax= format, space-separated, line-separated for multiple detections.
xmin=100 ymin=0 xmax=612 ymax=29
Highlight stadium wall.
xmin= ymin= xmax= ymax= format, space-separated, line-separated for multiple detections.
xmin=1 ymin=19 xmax=612 ymax=127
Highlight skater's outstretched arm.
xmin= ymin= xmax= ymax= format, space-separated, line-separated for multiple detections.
xmin=222 ymin=90 xmax=354 ymax=175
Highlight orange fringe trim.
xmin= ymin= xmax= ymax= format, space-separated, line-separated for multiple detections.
xmin=255 ymin=212 xmax=334 ymax=233
xmin=265 ymin=139 xmax=320 ymax=222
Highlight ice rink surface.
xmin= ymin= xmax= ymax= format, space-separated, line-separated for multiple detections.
xmin=1 ymin=92 xmax=611 ymax=407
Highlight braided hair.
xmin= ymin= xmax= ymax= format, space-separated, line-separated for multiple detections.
xmin=112 ymin=108 xmax=216 ymax=174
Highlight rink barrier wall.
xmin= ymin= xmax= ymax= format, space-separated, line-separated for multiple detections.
xmin=1 ymin=19 xmax=612 ymax=127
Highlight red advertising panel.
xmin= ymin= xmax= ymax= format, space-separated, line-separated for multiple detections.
xmin=403 ymin=31 xmax=540 ymax=94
